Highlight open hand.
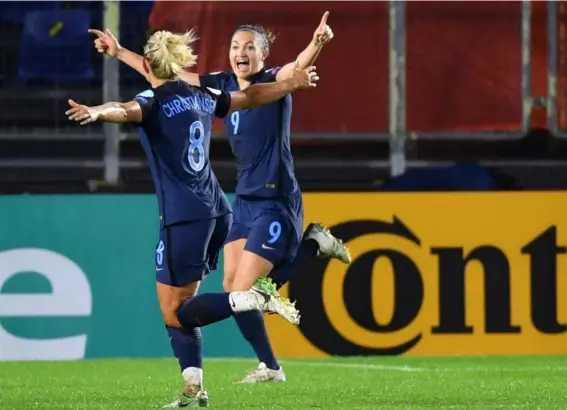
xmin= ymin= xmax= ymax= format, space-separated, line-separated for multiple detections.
xmin=313 ymin=11 xmax=334 ymax=46
xmin=66 ymin=99 xmax=99 ymax=125
xmin=88 ymin=28 xmax=121 ymax=57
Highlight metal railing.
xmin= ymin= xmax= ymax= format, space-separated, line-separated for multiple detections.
xmin=102 ymin=0 xmax=120 ymax=184
xmin=387 ymin=0 xmax=538 ymax=176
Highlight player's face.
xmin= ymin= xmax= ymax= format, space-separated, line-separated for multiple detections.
xmin=229 ymin=31 xmax=265 ymax=79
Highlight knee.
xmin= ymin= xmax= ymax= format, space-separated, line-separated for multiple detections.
xmin=223 ymin=266 xmax=237 ymax=291
xmin=162 ymin=310 xmax=182 ymax=328
xmin=160 ymin=301 xmax=183 ymax=328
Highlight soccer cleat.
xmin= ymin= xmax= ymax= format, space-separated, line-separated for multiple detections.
xmin=236 ymin=362 xmax=287 ymax=384
xmin=304 ymin=223 xmax=352 ymax=264
xmin=252 ymin=277 xmax=301 ymax=325
xmin=163 ymin=390 xmax=209 ymax=408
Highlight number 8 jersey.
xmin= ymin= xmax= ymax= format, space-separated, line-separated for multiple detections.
xmin=134 ymin=80 xmax=232 ymax=228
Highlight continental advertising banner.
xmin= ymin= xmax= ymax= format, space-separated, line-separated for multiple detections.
xmin=2 ymin=193 xmax=566 ymax=361
xmin=266 ymin=192 xmax=567 ymax=357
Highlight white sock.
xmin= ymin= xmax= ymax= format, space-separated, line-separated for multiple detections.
xmin=228 ymin=291 xmax=260 ymax=313
xmin=182 ymin=366 xmax=203 ymax=387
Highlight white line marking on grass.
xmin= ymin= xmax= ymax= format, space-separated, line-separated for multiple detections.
xmin=204 ymin=358 xmax=423 ymax=371
xmin=203 ymin=358 xmax=567 ymax=372
xmin=205 ymin=358 xmax=258 ymax=362
xmin=282 ymin=361 xmax=424 ymax=372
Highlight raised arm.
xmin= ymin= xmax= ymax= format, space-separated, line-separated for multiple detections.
xmin=89 ymin=29 xmax=201 ymax=86
xmin=66 ymin=99 xmax=143 ymax=125
xmin=276 ymin=11 xmax=334 ymax=82
xmin=229 ymin=66 xmax=318 ymax=112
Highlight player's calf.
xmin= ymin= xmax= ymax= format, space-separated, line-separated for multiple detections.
xmin=171 ymin=289 xmax=300 ymax=328
xmin=304 ymin=223 xmax=352 ymax=264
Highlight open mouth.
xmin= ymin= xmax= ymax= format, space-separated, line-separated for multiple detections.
xmin=236 ymin=59 xmax=250 ymax=70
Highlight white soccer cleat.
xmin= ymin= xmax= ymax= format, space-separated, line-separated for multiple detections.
xmin=163 ymin=390 xmax=209 ymax=408
xmin=236 ymin=362 xmax=287 ymax=384
xmin=252 ymin=278 xmax=301 ymax=325
xmin=304 ymin=223 xmax=352 ymax=264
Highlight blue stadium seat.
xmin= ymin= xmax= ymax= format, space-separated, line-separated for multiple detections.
xmin=18 ymin=10 xmax=95 ymax=82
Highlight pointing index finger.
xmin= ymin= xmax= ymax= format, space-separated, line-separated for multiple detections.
xmin=88 ymin=29 xmax=106 ymax=38
xmin=320 ymin=11 xmax=329 ymax=26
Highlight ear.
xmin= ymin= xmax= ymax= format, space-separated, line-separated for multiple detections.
xmin=262 ymin=49 xmax=270 ymax=62
xmin=142 ymin=58 xmax=151 ymax=75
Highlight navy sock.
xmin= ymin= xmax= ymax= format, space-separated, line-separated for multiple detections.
xmin=271 ymin=238 xmax=320 ymax=289
xmin=234 ymin=311 xmax=279 ymax=370
xmin=177 ymin=293 xmax=233 ymax=328
xmin=166 ymin=326 xmax=203 ymax=370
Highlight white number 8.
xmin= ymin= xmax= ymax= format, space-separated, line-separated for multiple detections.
xmin=188 ymin=120 xmax=205 ymax=172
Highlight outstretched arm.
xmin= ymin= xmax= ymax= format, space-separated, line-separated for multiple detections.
xmin=276 ymin=11 xmax=334 ymax=81
xmin=66 ymin=99 xmax=143 ymax=125
xmin=228 ymin=66 xmax=318 ymax=112
xmin=89 ymin=29 xmax=201 ymax=86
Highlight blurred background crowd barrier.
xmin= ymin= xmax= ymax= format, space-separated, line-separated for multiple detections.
xmin=1 ymin=1 xmax=567 ymax=192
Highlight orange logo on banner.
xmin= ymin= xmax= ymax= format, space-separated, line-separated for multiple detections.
xmin=266 ymin=193 xmax=567 ymax=357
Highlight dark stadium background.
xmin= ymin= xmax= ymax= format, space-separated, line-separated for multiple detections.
xmin=1 ymin=1 xmax=567 ymax=193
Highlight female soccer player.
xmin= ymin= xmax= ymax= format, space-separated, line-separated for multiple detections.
xmin=90 ymin=11 xmax=350 ymax=384
xmin=67 ymin=30 xmax=319 ymax=407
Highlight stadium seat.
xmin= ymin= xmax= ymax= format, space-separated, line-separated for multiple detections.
xmin=18 ymin=10 xmax=95 ymax=82
xmin=0 ymin=1 xmax=61 ymax=23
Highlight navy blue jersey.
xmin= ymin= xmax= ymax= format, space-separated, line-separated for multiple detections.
xmin=134 ymin=80 xmax=232 ymax=228
xmin=199 ymin=68 xmax=299 ymax=198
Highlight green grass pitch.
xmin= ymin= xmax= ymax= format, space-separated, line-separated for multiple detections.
xmin=1 ymin=356 xmax=566 ymax=409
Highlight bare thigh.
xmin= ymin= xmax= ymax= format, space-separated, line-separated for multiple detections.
xmin=157 ymin=280 xmax=201 ymax=328
xmin=231 ymin=250 xmax=274 ymax=291
xmin=223 ymin=238 xmax=247 ymax=291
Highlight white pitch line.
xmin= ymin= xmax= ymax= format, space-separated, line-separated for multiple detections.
xmin=287 ymin=363 xmax=567 ymax=372
xmin=204 ymin=358 xmax=423 ymax=371
xmin=203 ymin=358 xmax=567 ymax=372
xmin=281 ymin=361 xmax=424 ymax=372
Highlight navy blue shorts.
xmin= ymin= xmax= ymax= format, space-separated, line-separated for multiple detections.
xmin=155 ymin=214 xmax=233 ymax=287
xmin=226 ymin=192 xmax=304 ymax=266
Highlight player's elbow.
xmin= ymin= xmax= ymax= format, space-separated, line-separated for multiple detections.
xmin=118 ymin=104 xmax=130 ymax=120
xmin=121 ymin=102 xmax=143 ymax=123
xmin=275 ymin=66 xmax=293 ymax=82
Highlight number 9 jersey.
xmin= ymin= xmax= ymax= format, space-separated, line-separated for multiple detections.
xmin=134 ymin=80 xmax=233 ymax=228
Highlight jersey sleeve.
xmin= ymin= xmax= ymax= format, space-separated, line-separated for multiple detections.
xmin=264 ymin=67 xmax=282 ymax=82
xmin=134 ymin=89 xmax=155 ymax=125
xmin=199 ymin=72 xmax=227 ymax=90
xmin=205 ymin=87 xmax=232 ymax=119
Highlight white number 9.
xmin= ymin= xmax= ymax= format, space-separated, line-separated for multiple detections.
xmin=231 ymin=112 xmax=240 ymax=135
